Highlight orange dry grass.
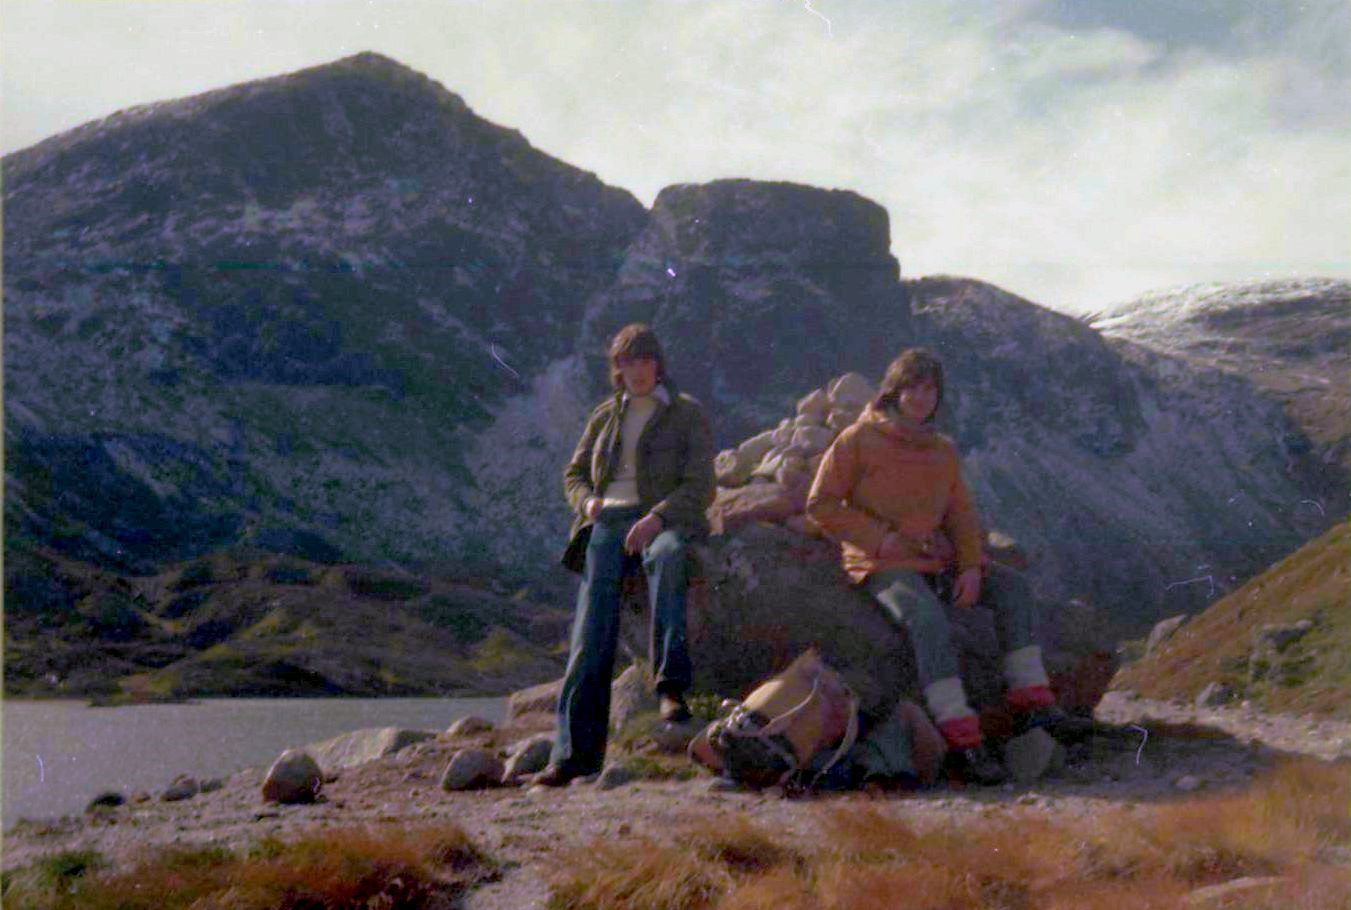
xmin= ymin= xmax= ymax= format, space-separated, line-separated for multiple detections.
xmin=1134 ymin=757 xmax=1350 ymax=885
xmin=547 ymin=837 xmax=726 ymax=910
xmin=3 ymin=823 xmax=494 ymax=910
xmin=690 ymin=817 xmax=803 ymax=876
xmin=548 ymin=817 xmax=804 ymax=910
xmin=714 ymin=867 xmax=816 ymax=910
xmin=545 ymin=758 xmax=1350 ymax=910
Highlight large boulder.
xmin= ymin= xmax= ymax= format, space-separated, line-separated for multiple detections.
xmin=305 ymin=727 xmax=436 ymax=773
xmin=511 ymin=523 xmax=1118 ymax=724
xmin=445 ymin=716 xmax=495 ymax=737
xmin=607 ymin=662 xmax=658 ymax=733
xmin=506 ymin=678 xmax=562 ymax=722
xmin=688 ymin=523 xmax=1117 ymax=720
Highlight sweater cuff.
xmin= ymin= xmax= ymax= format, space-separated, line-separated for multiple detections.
xmin=858 ymin=523 xmax=889 ymax=559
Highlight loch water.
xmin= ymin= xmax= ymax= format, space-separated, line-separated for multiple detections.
xmin=2 ymin=696 xmax=509 ymax=829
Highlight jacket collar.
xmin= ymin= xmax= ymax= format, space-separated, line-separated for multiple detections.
xmin=619 ymin=381 xmax=673 ymax=409
xmin=858 ymin=403 xmax=937 ymax=441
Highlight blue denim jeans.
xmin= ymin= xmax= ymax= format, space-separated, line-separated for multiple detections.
xmin=551 ymin=506 xmax=692 ymax=772
xmin=866 ymin=564 xmax=1037 ymax=689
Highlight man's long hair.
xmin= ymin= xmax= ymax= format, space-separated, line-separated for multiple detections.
xmin=872 ymin=348 xmax=944 ymax=421
xmin=607 ymin=323 xmax=667 ymax=389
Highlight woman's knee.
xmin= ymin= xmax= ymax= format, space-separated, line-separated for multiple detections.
xmin=872 ymin=574 xmax=948 ymax=631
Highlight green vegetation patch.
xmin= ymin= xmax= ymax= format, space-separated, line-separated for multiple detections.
xmin=6 ymin=546 xmax=566 ymax=700
xmin=345 ymin=568 xmax=431 ymax=601
xmin=469 ymin=627 xmax=541 ymax=675
xmin=1114 ymin=521 xmax=1351 ymax=719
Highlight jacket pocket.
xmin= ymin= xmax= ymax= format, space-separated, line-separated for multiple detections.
xmin=560 ymin=524 xmax=593 ymax=574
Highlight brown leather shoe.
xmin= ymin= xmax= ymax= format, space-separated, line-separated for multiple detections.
xmin=531 ymin=764 xmax=585 ymax=787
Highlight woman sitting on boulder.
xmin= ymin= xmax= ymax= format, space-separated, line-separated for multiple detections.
xmin=806 ymin=348 xmax=1072 ymax=784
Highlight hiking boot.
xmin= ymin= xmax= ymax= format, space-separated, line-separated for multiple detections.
xmin=946 ymin=744 xmax=1008 ymax=786
xmin=1014 ymin=705 xmax=1096 ymax=741
xmin=936 ymin=715 xmax=984 ymax=751
xmin=530 ymin=763 xmax=591 ymax=787
xmin=659 ymin=692 xmax=692 ymax=724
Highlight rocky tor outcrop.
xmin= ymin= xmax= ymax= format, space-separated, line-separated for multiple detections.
xmin=463 ymin=180 xmax=914 ymax=570
xmin=579 ymin=179 xmax=908 ymax=444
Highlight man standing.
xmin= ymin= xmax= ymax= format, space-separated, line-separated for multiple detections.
xmin=534 ymin=324 xmax=715 ymax=786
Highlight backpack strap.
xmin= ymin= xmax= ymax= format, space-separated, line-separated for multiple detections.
xmin=758 ymin=672 xmax=825 ymax=742
xmin=804 ymin=688 xmax=860 ymax=787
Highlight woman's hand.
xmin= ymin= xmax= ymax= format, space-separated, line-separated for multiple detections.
xmin=624 ymin=512 xmax=664 ymax=554
xmin=584 ymin=497 xmax=603 ymax=521
xmin=877 ymin=531 xmax=907 ymax=560
xmin=953 ymin=567 xmax=982 ymax=608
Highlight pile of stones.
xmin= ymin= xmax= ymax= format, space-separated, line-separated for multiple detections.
xmin=709 ymin=372 xmax=875 ymax=536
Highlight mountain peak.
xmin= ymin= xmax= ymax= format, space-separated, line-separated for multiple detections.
xmin=326 ymin=50 xmax=418 ymax=72
xmin=2 ymin=52 xmax=471 ymax=170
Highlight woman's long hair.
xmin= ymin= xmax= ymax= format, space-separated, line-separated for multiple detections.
xmin=872 ymin=348 xmax=944 ymax=421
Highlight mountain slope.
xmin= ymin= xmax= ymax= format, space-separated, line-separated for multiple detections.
xmin=4 ymin=52 xmax=646 ymax=572
xmin=1111 ymin=520 xmax=1351 ymax=720
xmin=1094 ymin=277 xmax=1350 ymax=478
xmin=2 ymin=542 xmax=569 ymax=700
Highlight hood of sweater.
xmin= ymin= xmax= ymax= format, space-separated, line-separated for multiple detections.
xmin=855 ymin=404 xmax=947 ymax=448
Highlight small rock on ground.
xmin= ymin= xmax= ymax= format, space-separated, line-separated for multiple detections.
xmin=262 ymin=750 xmax=322 ymax=804
xmin=502 ymin=736 xmax=553 ymax=783
xmin=441 ymin=749 xmax=504 ymax=791
xmin=86 ymin=792 xmax=125 ymax=812
xmin=161 ymin=775 xmax=200 ymax=802
xmin=1003 ymin=728 xmax=1061 ymax=784
xmin=597 ymin=765 xmax=639 ymax=790
xmin=447 ymin=716 xmax=495 ymax=737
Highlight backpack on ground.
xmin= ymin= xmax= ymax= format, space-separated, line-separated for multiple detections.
xmin=688 ymin=649 xmax=859 ymax=788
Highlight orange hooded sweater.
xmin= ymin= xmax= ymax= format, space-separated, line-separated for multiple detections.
xmin=806 ymin=405 xmax=983 ymax=583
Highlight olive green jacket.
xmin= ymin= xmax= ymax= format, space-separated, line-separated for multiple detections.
xmin=561 ymin=380 xmax=715 ymax=571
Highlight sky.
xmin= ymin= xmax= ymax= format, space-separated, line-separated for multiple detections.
xmin=3 ymin=0 xmax=1348 ymax=314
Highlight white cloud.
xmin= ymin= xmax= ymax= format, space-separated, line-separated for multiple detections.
xmin=2 ymin=0 xmax=1346 ymax=313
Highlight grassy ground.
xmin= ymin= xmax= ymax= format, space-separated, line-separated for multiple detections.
xmin=1112 ymin=521 xmax=1351 ymax=719
xmin=5 ymin=758 xmax=1346 ymax=909
xmin=546 ymin=758 xmax=1351 ymax=910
